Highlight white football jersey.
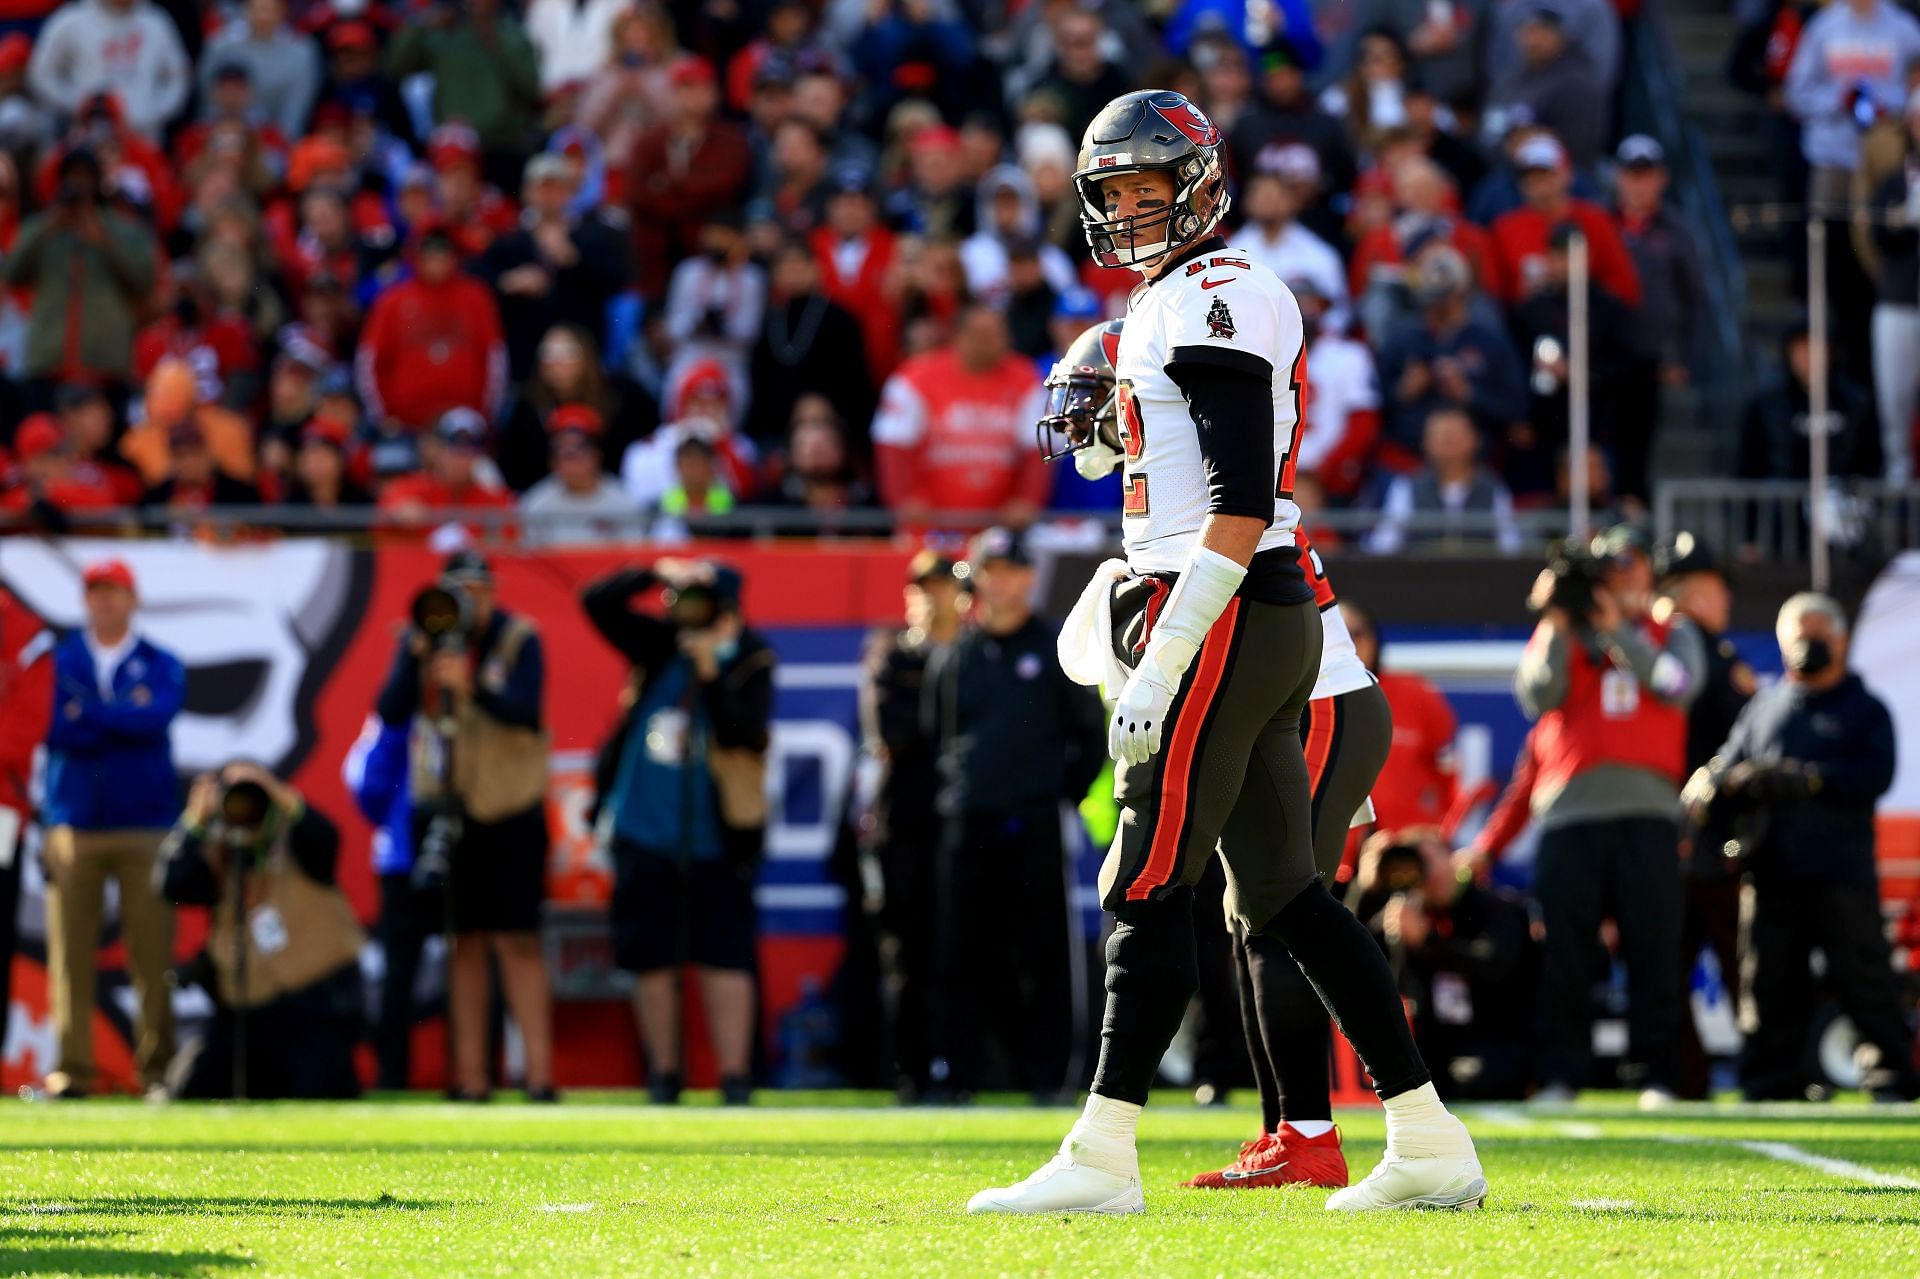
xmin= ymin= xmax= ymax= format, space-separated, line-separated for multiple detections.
xmin=1114 ymin=245 xmax=1307 ymax=574
xmin=1298 ymin=532 xmax=1374 ymax=700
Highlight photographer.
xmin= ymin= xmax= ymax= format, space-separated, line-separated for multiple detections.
xmin=1515 ymin=524 xmax=1705 ymax=1104
xmin=1689 ymin=594 xmax=1920 ymax=1101
xmin=1349 ymin=832 xmax=1537 ymax=1101
xmin=582 ymin=559 xmax=775 ymax=1105
xmin=0 ymin=146 xmax=158 ymax=403
xmin=376 ymin=550 xmax=555 ymax=1101
xmin=159 ymin=764 xmax=364 ymax=1100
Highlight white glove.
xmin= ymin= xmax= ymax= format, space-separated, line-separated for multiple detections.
xmin=1074 ymin=435 xmax=1122 ymax=480
xmin=1109 ymin=662 xmax=1178 ymax=765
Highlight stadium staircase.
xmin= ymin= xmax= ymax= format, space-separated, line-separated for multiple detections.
xmin=1621 ymin=0 xmax=1791 ymax=475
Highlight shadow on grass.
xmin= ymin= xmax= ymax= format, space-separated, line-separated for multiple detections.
xmin=0 ymin=1245 xmax=252 ymax=1275
xmin=0 ymin=1194 xmax=449 ymax=1218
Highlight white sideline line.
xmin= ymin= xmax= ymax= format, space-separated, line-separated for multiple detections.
xmin=1660 ymin=1135 xmax=1920 ymax=1189
xmin=537 ymin=1203 xmax=598 ymax=1214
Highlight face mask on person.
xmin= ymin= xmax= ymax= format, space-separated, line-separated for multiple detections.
xmin=1786 ymin=636 xmax=1833 ymax=676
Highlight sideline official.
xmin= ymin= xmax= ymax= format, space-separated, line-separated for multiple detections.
xmin=1695 ymin=594 xmax=1919 ymax=1101
xmin=924 ymin=528 xmax=1106 ymax=1099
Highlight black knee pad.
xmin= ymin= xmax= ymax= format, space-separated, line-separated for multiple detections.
xmin=1105 ymin=888 xmax=1200 ymax=1006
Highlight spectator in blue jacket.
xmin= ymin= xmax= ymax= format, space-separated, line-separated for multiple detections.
xmin=343 ymin=713 xmax=431 ymax=1091
xmin=42 ymin=559 xmax=185 ymax=1099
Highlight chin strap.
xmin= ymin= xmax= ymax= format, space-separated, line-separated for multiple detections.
xmin=1137 ymin=546 xmax=1247 ymax=689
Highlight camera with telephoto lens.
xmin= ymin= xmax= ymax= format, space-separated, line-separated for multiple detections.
xmin=211 ymin=776 xmax=279 ymax=861
xmin=411 ymin=583 xmax=474 ymax=653
xmin=1533 ymin=538 xmax=1607 ymax=627
xmin=411 ymin=801 xmax=461 ymax=895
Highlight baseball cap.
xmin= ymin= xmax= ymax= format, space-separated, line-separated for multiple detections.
xmin=1412 ymin=244 xmax=1472 ymax=301
xmin=53 ymin=382 xmax=107 ymax=413
xmin=83 ymin=559 xmax=136 ymax=592
xmin=435 ymin=406 xmax=488 ymax=448
xmin=524 ymin=152 xmax=571 ymax=186
xmin=668 ymin=55 xmax=716 ymax=88
xmin=212 ymin=60 xmax=251 ymax=84
xmin=1514 ymin=133 xmax=1568 ymax=174
xmin=1654 ymin=530 xmax=1726 ymax=582
xmin=0 ymin=33 xmax=33 ymax=76
xmin=428 ymin=121 xmax=481 ymax=171
xmin=1052 ymin=286 xmax=1102 ymax=321
xmin=1592 ymin=523 xmax=1654 ymax=564
xmin=829 ymin=162 xmax=875 ymax=196
xmin=1616 ymin=134 xmax=1665 ymax=169
xmin=964 ymin=526 xmax=1031 ymax=570
xmin=13 ymin=413 xmax=64 ymax=461
xmin=440 ymin=549 xmax=494 ymax=587
xmin=327 ymin=20 xmax=376 ymax=51
xmin=910 ymin=123 xmax=962 ymax=155
xmin=907 ymin=549 xmax=958 ymax=585
xmin=1263 ymin=142 xmax=1321 ymax=185
xmin=546 ymin=403 xmax=604 ymax=438
xmin=301 ymin=415 xmax=351 ymax=449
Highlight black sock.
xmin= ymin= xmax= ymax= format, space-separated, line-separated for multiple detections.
xmin=1244 ymin=927 xmax=1334 ymax=1125
xmin=1263 ymin=880 xmax=1430 ymax=1100
xmin=1091 ymin=889 xmax=1199 ymax=1106
xmin=1232 ymin=933 xmax=1282 ymax=1132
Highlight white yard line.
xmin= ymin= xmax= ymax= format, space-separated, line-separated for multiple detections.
xmin=1659 ymin=1134 xmax=1920 ymax=1189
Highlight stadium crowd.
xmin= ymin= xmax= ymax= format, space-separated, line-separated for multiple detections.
xmin=0 ymin=0 xmax=1783 ymax=544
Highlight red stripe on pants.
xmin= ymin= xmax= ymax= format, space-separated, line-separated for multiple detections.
xmin=1304 ymin=695 xmax=1337 ymax=797
xmin=1126 ymin=598 xmax=1242 ymax=901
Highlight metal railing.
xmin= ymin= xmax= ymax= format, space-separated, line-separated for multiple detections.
xmin=1654 ymin=479 xmax=1920 ymax=563
xmin=0 ymin=502 xmax=1582 ymax=555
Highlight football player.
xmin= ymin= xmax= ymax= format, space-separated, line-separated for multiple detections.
xmin=969 ymin=89 xmax=1484 ymax=1216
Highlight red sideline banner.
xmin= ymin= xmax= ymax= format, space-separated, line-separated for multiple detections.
xmin=0 ymin=538 xmax=916 ymax=1093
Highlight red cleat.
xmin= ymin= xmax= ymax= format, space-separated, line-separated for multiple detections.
xmin=1183 ymin=1124 xmax=1349 ymax=1189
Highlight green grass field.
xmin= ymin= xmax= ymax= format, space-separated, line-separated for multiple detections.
xmin=3 ymin=1094 xmax=1918 ymax=1278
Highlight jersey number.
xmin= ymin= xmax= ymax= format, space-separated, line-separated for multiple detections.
xmin=1278 ymin=349 xmax=1306 ymax=501
xmin=1117 ymin=379 xmax=1150 ymax=516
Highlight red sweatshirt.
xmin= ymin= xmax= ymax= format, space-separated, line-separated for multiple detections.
xmin=355 ymin=275 xmax=507 ymax=430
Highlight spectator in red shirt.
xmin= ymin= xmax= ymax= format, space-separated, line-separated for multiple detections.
xmin=428 ymin=122 xmax=519 ymax=262
xmin=1 ymin=414 xmax=122 ymax=528
xmin=356 ymin=226 xmax=507 ymax=432
xmin=1344 ymin=602 xmax=1462 ymax=835
xmin=281 ymin=415 xmax=374 ymax=511
xmin=1489 ymin=133 xmax=1642 ymax=308
xmin=377 ymin=407 xmax=516 ymax=532
xmin=173 ymin=62 xmax=290 ymax=193
xmin=36 ymin=93 xmax=185 ymax=237
xmin=1350 ymin=156 xmax=1504 ymax=334
xmin=132 ymin=274 xmax=261 ymax=412
xmin=627 ymin=55 xmax=752 ymax=299
xmin=811 ymin=166 xmax=899 ymax=384
xmin=872 ymin=304 xmax=1048 ymax=531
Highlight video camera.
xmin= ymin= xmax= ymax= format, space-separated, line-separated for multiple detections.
xmin=411 ymin=582 xmax=475 ymax=654
xmin=1533 ymin=538 xmax=1608 ymax=628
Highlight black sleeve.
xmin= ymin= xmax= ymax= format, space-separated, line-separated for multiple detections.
xmin=375 ymin=633 xmax=422 ymax=728
xmin=701 ymin=639 xmax=776 ymax=751
xmin=157 ymin=825 xmax=221 ymax=906
xmin=580 ymin=568 xmax=677 ymax=670
xmin=474 ymin=627 xmax=543 ymax=730
xmin=286 ymin=806 xmax=342 ymax=885
xmin=1164 ymin=352 xmax=1276 ymax=523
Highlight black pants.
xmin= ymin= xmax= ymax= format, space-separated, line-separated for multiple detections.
xmin=937 ymin=809 xmax=1073 ymax=1096
xmin=374 ymin=871 xmax=439 ymax=1091
xmin=1534 ymin=816 xmax=1684 ymax=1090
xmin=878 ymin=822 xmax=943 ymax=1095
xmin=173 ymin=964 xmax=364 ymax=1100
xmin=1743 ymin=878 xmax=1918 ymax=1100
xmin=1675 ymin=873 xmax=1742 ymax=1100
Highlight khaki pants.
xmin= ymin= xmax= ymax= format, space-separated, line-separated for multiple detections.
xmin=43 ymin=827 xmax=175 ymax=1089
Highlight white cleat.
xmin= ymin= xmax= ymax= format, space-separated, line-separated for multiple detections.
xmin=967 ymin=1150 xmax=1145 ymax=1216
xmin=1324 ymin=1148 xmax=1488 ymax=1212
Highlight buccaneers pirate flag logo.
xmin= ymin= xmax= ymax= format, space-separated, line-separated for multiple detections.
xmin=1206 ymin=296 xmax=1235 ymax=340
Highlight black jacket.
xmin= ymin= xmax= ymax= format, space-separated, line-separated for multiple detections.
xmin=161 ymin=805 xmax=341 ymax=906
xmin=746 ymin=293 xmax=873 ymax=451
xmin=1713 ymin=672 xmax=1895 ymax=886
xmin=477 ymin=214 xmax=630 ymax=380
xmin=923 ymin=613 xmax=1106 ymax=819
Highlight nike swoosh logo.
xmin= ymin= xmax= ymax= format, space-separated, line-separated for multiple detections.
xmin=1200 ymin=277 xmax=1232 ymax=289
xmin=1221 ymin=1162 xmax=1289 ymax=1181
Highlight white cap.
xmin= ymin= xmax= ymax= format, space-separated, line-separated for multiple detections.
xmin=1514 ymin=133 xmax=1568 ymax=173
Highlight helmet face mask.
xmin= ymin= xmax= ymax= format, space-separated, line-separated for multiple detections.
xmin=1073 ymin=90 xmax=1231 ymax=270
xmin=1036 ymin=318 xmax=1124 ymax=462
